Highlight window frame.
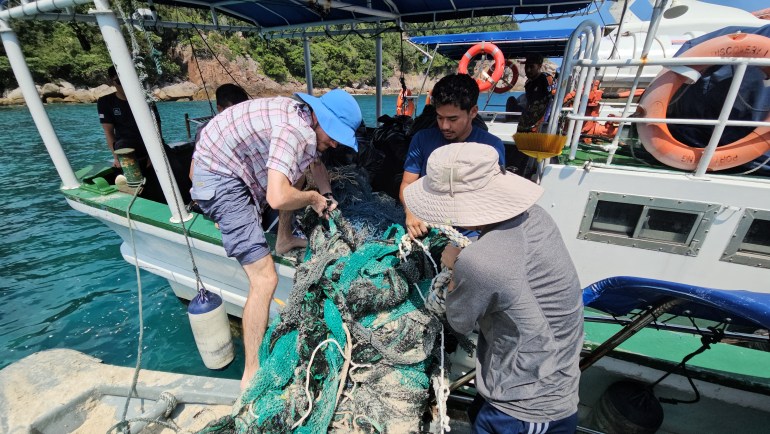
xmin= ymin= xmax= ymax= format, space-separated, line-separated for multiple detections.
xmin=578 ymin=191 xmax=719 ymax=256
xmin=721 ymin=208 xmax=770 ymax=269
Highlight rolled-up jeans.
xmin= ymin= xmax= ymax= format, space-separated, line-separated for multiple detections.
xmin=191 ymin=166 xmax=269 ymax=265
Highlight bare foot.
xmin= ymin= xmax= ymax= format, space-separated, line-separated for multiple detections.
xmin=276 ymin=235 xmax=308 ymax=256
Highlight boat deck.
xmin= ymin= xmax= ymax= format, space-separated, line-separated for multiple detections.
xmin=63 ymin=165 xmax=770 ymax=392
xmin=554 ymin=140 xmax=770 ymax=178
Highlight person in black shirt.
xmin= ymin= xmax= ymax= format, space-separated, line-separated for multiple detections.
xmin=517 ymin=54 xmax=557 ymax=133
xmin=97 ymin=66 xmax=163 ymax=168
xmin=97 ymin=66 xmax=164 ymax=201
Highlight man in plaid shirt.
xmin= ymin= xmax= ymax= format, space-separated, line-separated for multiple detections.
xmin=191 ymin=89 xmax=362 ymax=388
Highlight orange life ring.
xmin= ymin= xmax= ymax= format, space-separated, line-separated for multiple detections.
xmin=396 ymin=88 xmax=415 ymax=116
xmin=637 ymin=32 xmax=770 ymax=171
xmin=488 ymin=59 xmax=520 ymax=94
xmin=425 ymin=89 xmax=432 ymax=106
xmin=457 ymin=42 xmax=505 ymax=92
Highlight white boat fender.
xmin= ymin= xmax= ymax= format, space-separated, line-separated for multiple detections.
xmin=187 ymin=289 xmax=234 ymax=369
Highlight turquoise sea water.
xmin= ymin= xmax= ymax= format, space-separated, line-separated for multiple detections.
xmin=0 ymin=92 xmax=514 ymax=377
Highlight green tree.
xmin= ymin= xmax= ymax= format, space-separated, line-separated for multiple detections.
xmin=0 ymin=11 xmax=518 ymax=94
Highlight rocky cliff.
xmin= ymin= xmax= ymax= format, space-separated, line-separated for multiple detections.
xmin=0 ymin=50 xmax=553 ymax=106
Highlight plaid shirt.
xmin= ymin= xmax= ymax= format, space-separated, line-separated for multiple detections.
xmin=194 ymin=96 xmax=318 ymax=207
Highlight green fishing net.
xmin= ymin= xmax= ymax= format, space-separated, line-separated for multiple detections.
xmin=199 ymin=211 xmax=450 ymax=433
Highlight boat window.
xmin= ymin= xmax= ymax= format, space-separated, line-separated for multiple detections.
xmin=579 ymin=191 xmax=719 ymax=256
xmin=638 ymin=209 xmax=699 ymax=244
xmin=590 ymin=201 xmax=643 ymax=236
xmin=722 ymin=209 xmax=770 ymax=268
xmin=740 ymin=219 xmax=770 ymax=256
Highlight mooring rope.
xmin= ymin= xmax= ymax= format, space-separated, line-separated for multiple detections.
xmin=105 ymin=179 xmax=151 ymax=434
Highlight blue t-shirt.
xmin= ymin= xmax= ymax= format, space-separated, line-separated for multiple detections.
xmin=403 ymin=126 xmax=506 ymax=176
xmin=403 ymin=126 xmax=505 ymax=238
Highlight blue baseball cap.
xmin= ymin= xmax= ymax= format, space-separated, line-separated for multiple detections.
xmin=295 ymin=89 xmax=362 ymax=151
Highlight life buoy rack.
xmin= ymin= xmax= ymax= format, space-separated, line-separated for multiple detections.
xmin=457 ymin=42 xmax=505 ymax=92
xmin=396 ymin=88 xmax=415 ymax=117
xmin=637 ymin=32 xmax=770 ymax=171
xmin=488 ymin=59 xmax=519 ymax=94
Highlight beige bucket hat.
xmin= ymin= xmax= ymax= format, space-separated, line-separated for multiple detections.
xmin=403 ymin=142 xmax=544 ymax=227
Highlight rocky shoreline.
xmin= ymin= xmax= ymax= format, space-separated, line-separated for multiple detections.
xmin=0 ymin=78 xmax=428 ymax=107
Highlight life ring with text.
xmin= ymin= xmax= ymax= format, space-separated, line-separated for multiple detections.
xmin=457 ymin=42 xmax=505 ymax=92
xmin=637 ymin=32 xmax=770 ymax=171
xmin=396 ymin=88 xmax=415 ymax=116
xmin=488 ymin=59 xmax=520 ymax=93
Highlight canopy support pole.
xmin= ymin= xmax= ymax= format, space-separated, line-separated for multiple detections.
xmin=303 ymin=36 xmax=313 ymax=94
xmin=376 ymin=36 xmax=383 ymax=123
xmin=92 ymin=0 xmax=190 ymax=222
xmin=0 ymin=18 xmax=79 ymax=189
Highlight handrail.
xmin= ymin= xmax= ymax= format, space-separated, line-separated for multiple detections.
xmin=694 ymin=62 xmax=749 ymax=176
xmin=578 ymin=57 xmax=770 ymax=67
xmin=551 ymin=0 xmax=770 ymax=174
xmin=479 ymin=111 xmax=523 ymax=124
xmin=602 ymin=0 xmax=670 ymax=165
xmin=567 ymin=115 xmax=770 ymax=128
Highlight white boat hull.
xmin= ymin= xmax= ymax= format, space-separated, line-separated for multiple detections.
xmin=65 ymin=198 xmax=295 ymax=319
xmin=538 ymin=164 xmax=770 ymax=294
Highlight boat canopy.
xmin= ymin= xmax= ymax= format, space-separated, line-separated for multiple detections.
xmin=145 ymin=0 xmax=591 ymax=31
xmin=409 ymin=28 xmax=574 ymax=59
xmin=584 ymin=276 xmax=770 ymax=331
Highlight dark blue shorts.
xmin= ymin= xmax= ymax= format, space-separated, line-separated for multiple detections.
xmin=469 ymin=395 xmax=578 ymax=434
xmin=191 ymin=167 xmax=270 ymax=265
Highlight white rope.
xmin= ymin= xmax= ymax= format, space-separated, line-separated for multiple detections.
xmin=107 ymin=180 xmax=151 ymax=434
xmin=433 ymin=322 xmax=451 ymax=433
xmin=414 ymin=283 xmax=427 ymax=303
xmin=291 ymin=338 xmax=348 ymax=430
xmin=399 ymin=225 xmax=470 ymax=317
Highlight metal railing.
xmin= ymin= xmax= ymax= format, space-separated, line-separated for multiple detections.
xmin=549 ymin=0 xmax=770 ymax=177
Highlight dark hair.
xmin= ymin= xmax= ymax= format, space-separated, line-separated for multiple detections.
xmin=215 ymin=84 xmax=249 ymax=109
xmin=430 ymin=73 xmax=479 ymax=112
xmin=525 ymin=53 xmax=544 ymax=65
xmin=107 ymin=65 xmax=117 ymax=79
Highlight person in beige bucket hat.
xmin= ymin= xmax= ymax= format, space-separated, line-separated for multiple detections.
xmin=404 ymin=142 xmax=583 ymax=434
xmin=403 ymin=142 xmax=543 ymax=227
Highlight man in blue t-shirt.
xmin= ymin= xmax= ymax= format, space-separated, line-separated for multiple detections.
xmin=399 ymin=73 xmax=505 ymax=239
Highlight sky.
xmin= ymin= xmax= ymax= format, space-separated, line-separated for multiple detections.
xmin=516 ymin=0 xmax=766 ymax=31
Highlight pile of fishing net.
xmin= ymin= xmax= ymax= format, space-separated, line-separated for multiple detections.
xmin=325 ymin=165 xmax=407 ymax=243
xmin=201 ymin=210 xmax=455 ymax=433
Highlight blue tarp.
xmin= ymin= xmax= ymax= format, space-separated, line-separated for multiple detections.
xmin=409 ymin=28 xmax=575 ymax=59
xmin=148 ymin=1 xmax=590 ymax=29
xmin=583 ymin=276 xmax=770 ymax=331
